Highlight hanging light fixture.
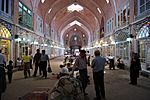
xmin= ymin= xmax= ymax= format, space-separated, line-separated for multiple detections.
xmin=97 ymin=8 xmax=101 ymax=14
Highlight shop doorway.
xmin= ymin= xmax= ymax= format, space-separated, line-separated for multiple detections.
xmin=0 ymin=39 xmax=10 ymax=62
xmin=0 ymin=24 xmax=11 ymax=63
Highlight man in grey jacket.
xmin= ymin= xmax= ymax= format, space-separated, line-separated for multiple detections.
xmin=91 ymin=50 xmax=106 ymax=100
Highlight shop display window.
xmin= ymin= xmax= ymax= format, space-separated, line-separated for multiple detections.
xmin=18 ymin=2 xmax=33 ymax=30
xmin=137 ymin=25 xmax=149 ymax=38
xmin=138 ymin=0 xmax=150 ymax=14
xmin=139 ymin=40 xmax=146 ymax=63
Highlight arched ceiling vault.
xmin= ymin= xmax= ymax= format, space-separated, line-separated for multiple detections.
xmin=38 ymin=0 xmax=106 ymax=25
xmin=45 ymin=0 xmax=104 ymax=23
xmin=63 ymin=25 xmax=88 ymax=47
xmin=61 ymin=24 xmax=90 ymax=39
xmin=55 ymin=10 xmax=96 ymax=34
xmin=58 ymin=16 xmax=93 ymax=36
xmin=63 ymin=24 xmax=88 ymax=39
xmin=33 ymin=0 xmax=116 ymax=47
xmin=36 ymin=0 xmax=115 ymax=22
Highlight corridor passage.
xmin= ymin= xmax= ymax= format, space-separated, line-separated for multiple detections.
xmin=2 ymin=57 xmax=150 ymax=100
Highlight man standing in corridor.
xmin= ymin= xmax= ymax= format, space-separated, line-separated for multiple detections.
xmin=72 ymin=50 xmax=88 ymax=96
xmin=22 ymin=51 xmax=32 ymax=78
xmin=33 ymin=49 xmax=41 ymax=77
xmin=40 ymin=50 xmax=50 ymax=79
xmin=91 ymin=50 xmax=106 ymax=100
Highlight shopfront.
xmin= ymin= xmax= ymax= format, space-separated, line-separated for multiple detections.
xmin=115 ymin=29 xmax=130 ymax=66
xmin=0 ymin=23 xmax=12 ymax=63
xmin=136 ymin=23 xmax=150 ymax=73
xmin=16 ymin=27 xmax=35 ymax=58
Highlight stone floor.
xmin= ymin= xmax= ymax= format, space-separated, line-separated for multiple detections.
xmin=2 ymin=57 xmax=150 ymax=100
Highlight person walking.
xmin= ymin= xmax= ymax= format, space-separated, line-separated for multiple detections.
xmin=72 ymin=50 xmax=88 ymax=96
xmin=40 ymin=50 xmax=50 ymax=79
xmin=33 ymin=49 xmax=41 ymax=77
xmin=87 ymin=51 xmax=91 ymax=66
xmin=22 ymin=51 xmax=32 ymax=78
xmin=6 ymin=60 xmax=13 ymax=83
xmin=91 ymin=50 xmax=106 ymax=100
xmin=130 ymin=53 xmax=141 ymax=85
xmin=0 ymin=49 xmax=6 ymax=100
xmin=108 ymin=55 xmax=115 ymax=70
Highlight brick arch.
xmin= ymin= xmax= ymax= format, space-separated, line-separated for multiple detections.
xmin=35 ymin=0 xmax=116 ymax=24
xmin=69 ymin=34 xmax=82 ymax=47
xmin=61 ymin=24 xmax=90 ymax=40
xmin=55 ymin=10 xmax=96 ymax=34
xmin=44 ymin=0 xmax=104 ymax=26
xmin=58 ymin=16 xmax=93 ymax=35
xmin=63 ymin=25 xmax=88 ymax=39
xmin=63 ymin=25 xmax=88 ymax=47
xmin=63 ymin=25 xmax=88 ymax=45
xmin=60 ymin=19 xmax=91 ymax=40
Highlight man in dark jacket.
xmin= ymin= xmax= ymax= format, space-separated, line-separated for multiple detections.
xmin=33 ymin=49 xmax=41 ymax=77
xmin=130 ymin=53 xmax=141 ymax=85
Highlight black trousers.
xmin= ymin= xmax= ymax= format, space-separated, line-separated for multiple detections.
xmin=40 ymin=61 xmax=47 ymax=78
xmin=109 ymin=59 xmax=115 ymax=70
xmin=8 ymin=72 xmax=13 ymax=83
xmin=130 ymin=69 xmax=139 ymax=85
xmin=33 ymin=63 xmax=42 ymax=76
xmin=79 ymin=69 xmax=88 ymax=94
xmin=93 ymin=70 xmax=105 ymax=100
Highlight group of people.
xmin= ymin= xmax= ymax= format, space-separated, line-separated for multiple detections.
xmin=0 ymin=49 xmax=15 ymax=100
xmin=0 ymin=47 xmax=142 ymax=100
xmin=32 ymin=49 xmax=51 ymax=79
xmin=0 ymin=49 xmax=51 ymax=100
xmin=13 ymin=49 xmax=51 ymax=79
xmin=71 ymin=50 xmax=106 ymax=100
xmin=71 ymin=50 xmax=141 ymax=100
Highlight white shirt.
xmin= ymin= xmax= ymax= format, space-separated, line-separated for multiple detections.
xmin=60 ymin=67 xmax=69 ymax=74
xmin=16 ymin=60 xmax=22 ymax=66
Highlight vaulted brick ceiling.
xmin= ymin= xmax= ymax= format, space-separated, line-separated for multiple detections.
xmin=35 ymin=0 xmax=115 ymax=47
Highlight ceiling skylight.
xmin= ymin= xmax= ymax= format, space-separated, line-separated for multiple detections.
xmin=48 ymin=9 xmax=51 ymax=13
xmin=41 ymin=0 xmax=45 ymax=3
xmin=67 ymin=4 xmax=83 ymax=12
xmin=97 ymin=8 xmax=101 ymax=14
xmin=106 ymin=0 xmax=109 ymax=3
xmin=70 ymin=20 xmax=82 ymax=26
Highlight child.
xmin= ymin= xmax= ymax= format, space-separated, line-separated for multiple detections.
xmin=16 ymin=58 xmax=22 ymax=70
xmin=7 ymin=60 xmax=13 ymax=83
